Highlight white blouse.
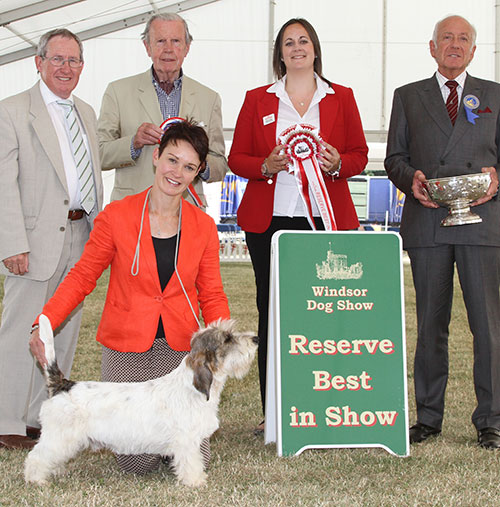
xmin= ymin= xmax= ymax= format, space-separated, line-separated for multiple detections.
xmin=266 ymin=74 xmax=335 ymax=217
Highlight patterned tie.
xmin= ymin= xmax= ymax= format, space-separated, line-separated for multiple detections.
xmin=57 ymin=100 xmax=96 ymax=214
xmin=445 ymin=80 xmax=459 ymax=125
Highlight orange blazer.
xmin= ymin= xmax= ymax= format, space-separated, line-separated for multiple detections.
xmin=38 ymin=189 xmax=230 ymax=352
xmin=228 ymin=82 xmax=368 ymax=233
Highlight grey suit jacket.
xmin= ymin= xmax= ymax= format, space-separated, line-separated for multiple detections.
xmin=385 ymin=74 xmax=500 ymax=248
xmin=97 ymin=69 xmax=228 ymax=205
xmin=0 ymin=82 xmax=103 ymax=280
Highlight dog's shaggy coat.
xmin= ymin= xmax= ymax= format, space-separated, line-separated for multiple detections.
xmin=24 ymin=315 xmax=257 ymax=486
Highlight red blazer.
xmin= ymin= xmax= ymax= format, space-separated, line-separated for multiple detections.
xmin=38 ymin=189 xmax=230 ymax=352
xmin=228 ymin=82 xmax=368 ymax=233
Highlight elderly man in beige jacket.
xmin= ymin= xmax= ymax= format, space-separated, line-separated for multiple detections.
xmin=98 ymin=12 xmax=228 ymax=208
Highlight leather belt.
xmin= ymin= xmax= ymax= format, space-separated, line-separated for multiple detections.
xmin=68 ymin=209 xmax=85 ymax=221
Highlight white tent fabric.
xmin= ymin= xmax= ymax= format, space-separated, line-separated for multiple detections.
xmin=1 ymin=0 xmax=498 ymax=213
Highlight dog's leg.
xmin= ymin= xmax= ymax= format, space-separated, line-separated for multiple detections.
xmin=171 ymin=442 xmax=207 ymax=487
xmin=24 ymin=432 xmax=84 ymax=485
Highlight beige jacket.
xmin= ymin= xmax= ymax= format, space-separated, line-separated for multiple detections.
xmin=0 ymin=82 xmax=103 ymax=280
xmin=98 ymin=69 xmax=228 ymax=206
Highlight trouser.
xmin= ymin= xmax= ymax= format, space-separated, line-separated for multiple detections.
xmin=245 ymin=216 xmax=324 ymax=415
xmin=0 ymin=218 xmax=89 ymax=434
xmin=408 ymin=244 xmax=500 ymax=430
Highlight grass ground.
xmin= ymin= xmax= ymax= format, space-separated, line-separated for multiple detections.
xmin=1 ymin=263 xmax=500 ymax=506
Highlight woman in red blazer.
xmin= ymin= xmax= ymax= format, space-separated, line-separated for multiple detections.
xmin=30 ymin=120 xmax=229 ymax=473
xmin=228 ymin=18 xmax=368 ymax=433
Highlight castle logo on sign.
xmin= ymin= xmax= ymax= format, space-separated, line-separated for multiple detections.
xmin=316 ymin=243 xmax=363 ymax=280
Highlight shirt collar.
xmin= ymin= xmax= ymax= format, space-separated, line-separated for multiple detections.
xmin=266 ymin=73 xmax=335 ymax=99
xmin=151 ymin=66 xmax=183 ymax=89
xmin=435 ymin=70 xmax=467 ymax=90
xmin=39 ymin=79 xmax=74 ymax=106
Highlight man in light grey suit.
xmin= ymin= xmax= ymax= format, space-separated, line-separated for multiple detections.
xmin=98 ymin=12 xmax=228 ymax=207
xmin=0 ymin=29 xmax=103 ymax=449
xmin=385 ymin=15 xmax=500 ymax=449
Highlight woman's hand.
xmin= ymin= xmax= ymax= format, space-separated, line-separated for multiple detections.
xmin=318 ymin=142 xmax=341 ymax=173
xmin=29 ymin=328 xmax=48 ymax=368
xmin=263 ymin=144 xmax=289 ymax=175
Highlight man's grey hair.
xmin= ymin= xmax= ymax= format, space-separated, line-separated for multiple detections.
xmin=432 ymin=15 xmax=477 ymax=48
xmin=141 ymin=13 xmax=193 ymax=45
xmin=37 ymin=28 xmax=83 ymax=61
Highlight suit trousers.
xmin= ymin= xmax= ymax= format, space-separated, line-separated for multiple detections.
xmin=408 ymin=244 xmax=500 ymax=430
xmin=0 ymin=217 xmax=89 ymax=434
xmin=245 ymin=216 xmax=324 ymax=415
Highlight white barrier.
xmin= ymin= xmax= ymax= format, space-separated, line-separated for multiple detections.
xmin=219 ymin=232 xmax=250 ymax=262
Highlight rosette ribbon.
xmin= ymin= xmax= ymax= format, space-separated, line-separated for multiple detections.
xmin=279 ymin=124 xmax=337 ymax=230
xmin=160 ymin=117 xmax=204 ymax=208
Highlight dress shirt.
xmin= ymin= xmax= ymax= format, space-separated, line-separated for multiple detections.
xmin=266 ymin=74 xmax=335 ymax=217
xmin=39 ymin=80 xmax=92 ymax=210
xmin=435 ymin=70 xmax=467 ymax=104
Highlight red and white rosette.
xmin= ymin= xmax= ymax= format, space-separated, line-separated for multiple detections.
xmin=159 ymin=117 xmax=204 ymax=208
xmin=279 ymin=124 xmax=337 ymax=231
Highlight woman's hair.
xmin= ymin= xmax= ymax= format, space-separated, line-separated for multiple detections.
xmin=272 ymin=18 xmax=330 ymax=86
xmin=158 ymin=120 xmax=209 ymax=170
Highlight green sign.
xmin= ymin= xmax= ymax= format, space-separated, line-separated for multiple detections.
xmin=265 ymin=231 xmax=408 ymax=457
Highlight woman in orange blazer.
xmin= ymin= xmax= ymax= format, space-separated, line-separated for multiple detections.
xmin=30 ymin=120 xmax=229 ymax=473
xmin=228 ymin=18 xmax=368 ymax=433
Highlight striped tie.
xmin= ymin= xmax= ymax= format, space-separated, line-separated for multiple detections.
xmin=445 ymin=80 xmax=459 ymax=126
xmin=57 ymin=100 xmax=95 ymax=214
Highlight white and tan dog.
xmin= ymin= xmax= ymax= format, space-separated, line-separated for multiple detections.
xmin=24 ymin=315 xmax=257 ymax=487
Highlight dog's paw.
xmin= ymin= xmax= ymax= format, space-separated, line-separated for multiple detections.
xmin=178 ymin=471 xmax=207 ymax=487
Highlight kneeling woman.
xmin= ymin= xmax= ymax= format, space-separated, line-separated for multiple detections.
xmin=30 ymin=120 xmax=230 ymax=474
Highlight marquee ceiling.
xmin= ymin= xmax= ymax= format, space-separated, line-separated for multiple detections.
xmin=0 ymin=0 xmax=218 ymax=65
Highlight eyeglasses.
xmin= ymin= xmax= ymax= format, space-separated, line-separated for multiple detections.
xmin=42 ymin=56 xmax=83 ymax=68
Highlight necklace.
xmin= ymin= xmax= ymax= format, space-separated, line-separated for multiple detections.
xmin=149 ymin=200 xmax=180 ymax=238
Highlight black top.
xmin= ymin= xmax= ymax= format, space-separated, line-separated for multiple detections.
xmin=152 ymin=234 xmax=178 ymax=338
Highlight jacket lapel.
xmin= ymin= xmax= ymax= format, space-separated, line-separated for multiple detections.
xmin=29 ymin=83 xmax=68 ymax=193
xmin=138 ymin=69 xmax=163 ymax=125
xmin=136 ymin=189 xmax=163 ymax=292
xmin=319 ymin=87 xmax=339 ymax=140
xmin=73 ymin=97 xmax=103 ymax=209
xmin=179 ymin=75 xmax=194 ymax=119
xmin=257 ymin=88 xmax=280 ymax=151
xmin=417 ymin=76 xmax=453 ymax=138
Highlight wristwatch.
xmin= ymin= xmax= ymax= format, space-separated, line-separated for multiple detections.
xmin=261 ymin=161 xmax=274 ymax=184
xmin=327 ymin=159 xmax=342 ymax=179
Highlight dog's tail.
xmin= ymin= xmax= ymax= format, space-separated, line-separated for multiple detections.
xmin=39 ymin=314 xmax=75 ymax=397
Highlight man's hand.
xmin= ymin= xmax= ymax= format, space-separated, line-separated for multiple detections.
xmin=411 ymin=170 xmax=439 ymax=208
xmin=133 ymin=123 xmax=164 ymax=150
xmin=471 ymin=167 xmax=499 ymax=206
xmin=29 ymin=327 xmax=47 ymax=368
xmin=2 ymin=252 xmax=29 ymax=275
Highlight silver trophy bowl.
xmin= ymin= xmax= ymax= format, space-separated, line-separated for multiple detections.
xmin=424 ymin=172 xmax=491 ymax=226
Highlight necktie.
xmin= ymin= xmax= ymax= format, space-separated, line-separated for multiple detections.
xmin=57 ymin=100 xmax=96 ymax=214
xmin=445 ymin=80 xmax=459 ymax=125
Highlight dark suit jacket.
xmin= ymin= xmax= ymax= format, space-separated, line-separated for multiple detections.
xmin=385 ymin=73 xmax=500 ymax=248
xmin=228 ymin=83 xmax=368 ymax=233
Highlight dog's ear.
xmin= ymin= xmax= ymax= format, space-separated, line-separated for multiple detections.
xmin=191 ymin=357 xmax=213 ymax=401
xmin=188 ymin=349 xmax=216 ymax=401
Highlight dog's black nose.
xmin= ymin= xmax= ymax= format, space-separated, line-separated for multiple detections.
xmin=252 ymin=336 xmax=259 ymax=345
